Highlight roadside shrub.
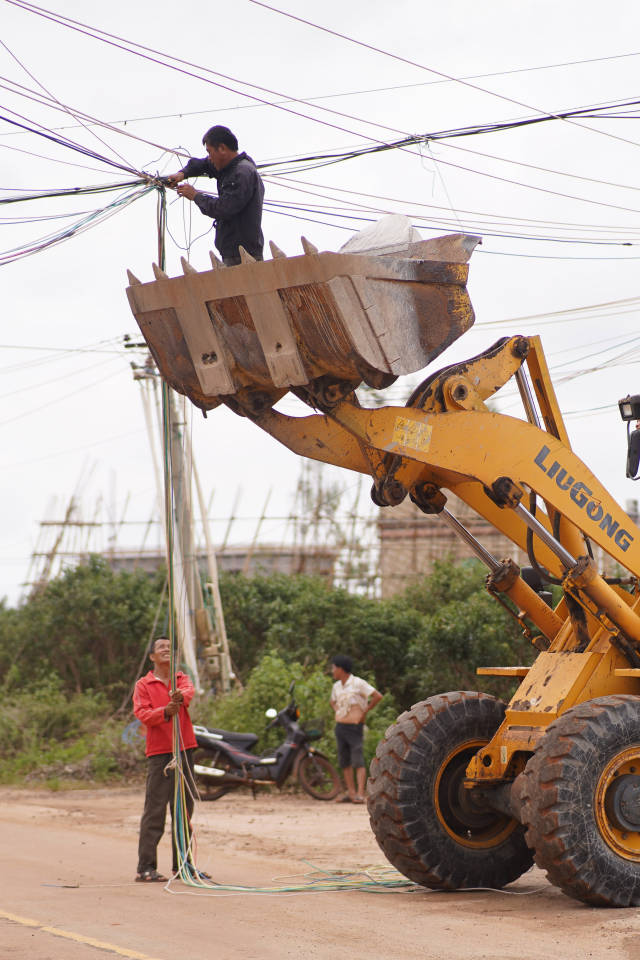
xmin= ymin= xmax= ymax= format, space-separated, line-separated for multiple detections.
xmin=0 ymin=680 xmax=107 ymax=758
xmin=194 ymin=650 xmax=397 ymax=770
xmin=195 ymin=652 xmax=334 ymax=752
xmin=0 ymin=681 xmax=145 ymax=785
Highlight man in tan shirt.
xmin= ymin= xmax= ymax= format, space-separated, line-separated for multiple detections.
xmin=330 ymin=654 xmax=382 ymax=803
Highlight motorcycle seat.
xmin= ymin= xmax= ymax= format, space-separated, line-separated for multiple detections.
xmin=207 ymin=727 xmax=259 ymax=751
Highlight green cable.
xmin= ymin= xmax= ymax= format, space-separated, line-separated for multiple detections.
xmin=172 ymin=862 xmax=419 ymax=894
xmin=154 ymin=183 xmax=202 ymax=883
xmin=0 ymin=180 xmax=148 ymax=206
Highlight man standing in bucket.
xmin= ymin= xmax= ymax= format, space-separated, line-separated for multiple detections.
xmin=167 ymin=124 xmax=264 ymax=266
xmin=133 ymin=636 xmax=197 ymax=882
xmin=330 ymin=654 xmax=382 ymax=804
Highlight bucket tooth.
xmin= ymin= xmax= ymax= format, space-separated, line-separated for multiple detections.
xmin=301 ymin=236 xmax=319 ymax=256
xmin=269 ymin=240 xmax=286 ymax=259
xmin=238 ymin=245 xmax=256 ymax=264
xmin=209 ymin=250 xmax=223 ymax=269
xmin=152 ymin=263 xmax=169 ymax=280
xmin=126 ymin=269 xmax=142 ymax=286
xmin=180 ymin=256 xmax=198 ymax=275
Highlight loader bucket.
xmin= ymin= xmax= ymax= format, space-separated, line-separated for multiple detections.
xmin=125 ymin=233 xmax=479 ymax=414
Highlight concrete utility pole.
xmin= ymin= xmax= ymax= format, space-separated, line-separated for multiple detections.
xmin=188 ymin=446 xmax=233 ymax=692
xmin=132 ymin=355 xmax=232 ymax=693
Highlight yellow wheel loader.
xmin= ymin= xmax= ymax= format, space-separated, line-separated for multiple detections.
xmin=126 ymin=233 xmax=640 ymax=907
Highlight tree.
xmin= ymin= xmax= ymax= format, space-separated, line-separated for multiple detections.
xmin=399 ymin=559 xmax=536 ymax=704
xmin=219 ymin=571 xmax=423 ymax=701
xmin=1 ymin=556 xmax=164 ymax=703
xmin=195 ymin=650 xmax=397 ymax=768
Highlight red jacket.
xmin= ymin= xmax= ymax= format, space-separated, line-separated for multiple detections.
xmin=133 ymin=670 xmax=197 ymax=757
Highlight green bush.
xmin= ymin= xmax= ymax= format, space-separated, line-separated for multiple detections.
xmin=0 ymin=680 xmax=145 ymax=785
xmin=194 ymin=650 xmax=397 ymax=770
xmin=400 ymin=560 xmax=536 ymax=704
xmin=0 ymin=556 xmax=547 ymax=788
xmin=0 ymin=680 xmax=106 ymax=757
xmin=0 ymin=556 xmax=164 ymax=704
xmin=219 ymin=571 xmax=423 ymax=703
xmin=195 ymin=651 xmax=335 ymax=754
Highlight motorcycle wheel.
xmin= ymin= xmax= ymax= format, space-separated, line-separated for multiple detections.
xmin=192 ymin=747 xmax=236 ymax=801
xmin=297 ymin=753 xmax=342 ymax=800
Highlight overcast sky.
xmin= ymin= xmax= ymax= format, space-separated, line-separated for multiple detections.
xmin=2 ymin=0 xmax=640 ymax=604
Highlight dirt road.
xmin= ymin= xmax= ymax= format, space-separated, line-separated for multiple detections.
xmin=1 ymin=785 xmax=639 ymax=960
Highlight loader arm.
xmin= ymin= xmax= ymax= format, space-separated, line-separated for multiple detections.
xmin=252 ymin=402 xmax=639 ymax=576
xmin=325 ymin=405 xmax=639 ymax=576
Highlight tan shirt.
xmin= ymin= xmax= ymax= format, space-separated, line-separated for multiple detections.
xmin=331 ymin=674 xmax=376 ymax=723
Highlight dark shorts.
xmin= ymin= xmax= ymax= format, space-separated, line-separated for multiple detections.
xmin=335 ymin=722 xmax=365 ymax=769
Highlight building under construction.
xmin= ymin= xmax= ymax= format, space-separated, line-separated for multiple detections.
xmin=378 ymin=494 xmax=640 ymax=598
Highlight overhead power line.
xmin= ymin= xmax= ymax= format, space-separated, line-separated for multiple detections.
xmin=0 ymin=108 xmax=143 ymax=176
xmin=263 ymin=198 xmax=639 ymax=248
xmin=4 ymin=49 xmax=640 ymax=134
xmin=0 ymin=73 xmax=185 ymax=162
xmin=0 ymin=181 xmax=153 ymax=265
xmin=247 ymin=0 xmax=640 ymax=153
xmin=0 ymin=36 xmax=136 ymax=172
xmin=0 ymin=136 xmax=123 ymax=176
xmin=484 ymin=295 xmax=640 ymax=326
xmin=269 ymin=173 xmax=640 ymax=243
xmin=7 ymin=51 xmax=640 ymax=207
xmin=268 ymin=173 xmax=640 ymax=234
xmin=3 ymin=0 xmax=403 ymax=147
xmin=3 ymin=5 xmax=640 ymax=264
xmin=6 ymin=0 xmax=640 ymax=225
xmin=0 ymin=180 xmax=147 ymax=206
xmin=260 ymin=98 xmax=640 ymax=201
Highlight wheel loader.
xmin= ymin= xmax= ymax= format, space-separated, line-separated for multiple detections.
xmin=126 ymin=231 xmax=640 ymax=907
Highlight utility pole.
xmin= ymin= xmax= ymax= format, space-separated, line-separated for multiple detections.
xmin=131 ymin=353 xmax=232 ymax=693
xmin=189 ymin=450 xmax=233 ymax=692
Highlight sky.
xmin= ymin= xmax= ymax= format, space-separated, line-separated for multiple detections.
xmin=2 ymin=0 xmax=640 ymax=605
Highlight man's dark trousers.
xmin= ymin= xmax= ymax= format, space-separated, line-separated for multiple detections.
xmin=137 ymin=749 xmax=195 ymax=875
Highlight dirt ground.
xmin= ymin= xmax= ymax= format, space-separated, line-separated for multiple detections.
xmin=1 ymin=785 xmax=640 ymax=960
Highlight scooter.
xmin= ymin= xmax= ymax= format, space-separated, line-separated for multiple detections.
xmin=192 ymin=684 xmax=342 ymax=801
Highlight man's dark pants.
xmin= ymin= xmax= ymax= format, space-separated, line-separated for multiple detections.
xmin=137 ymin=748 xmax=196 ymax=874
xmin=222 ymin=252 xmax=264 ymax=267
xmin=335 ymin=722 xmax=365 ymax=769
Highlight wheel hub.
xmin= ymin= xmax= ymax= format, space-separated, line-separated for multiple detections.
xmin=605 ymin=774 xmax=640 ymax=831
xmin=434 ymin=739 xmax=518 ymax=849
xmin=595 ymin=745 xmax=640 ymax=860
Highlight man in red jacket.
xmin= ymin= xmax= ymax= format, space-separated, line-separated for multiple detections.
xmin=133 ymin=636 xmax=198 ymax=882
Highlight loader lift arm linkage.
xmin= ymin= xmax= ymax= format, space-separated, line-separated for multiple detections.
xmin=126 ymin=235 xmax=640 ymax=906
xmin=251 ymin=334 xmax=640 ymax=776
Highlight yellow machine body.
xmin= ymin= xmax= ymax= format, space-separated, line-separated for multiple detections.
xmin=126 ymin=233 xmax=640 ymax=906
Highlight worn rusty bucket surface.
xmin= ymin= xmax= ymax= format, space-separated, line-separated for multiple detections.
xmin=125 ymin=233 xmax=479 ymax=414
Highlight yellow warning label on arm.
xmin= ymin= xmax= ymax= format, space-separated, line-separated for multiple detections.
xmin=392 ymin=416 xmax=432 ymax=452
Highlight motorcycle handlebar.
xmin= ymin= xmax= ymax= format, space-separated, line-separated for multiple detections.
xmin=266 ymin=702 xmax=299 ymax=730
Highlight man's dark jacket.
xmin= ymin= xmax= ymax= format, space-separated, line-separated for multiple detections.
xmin=180 ymin=152 xmax=264 ymax=261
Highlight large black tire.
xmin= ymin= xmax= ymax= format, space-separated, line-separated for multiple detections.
xmin=367 ymin=691 xmax=533 ymax=889
xmin=192 ymin=747 xmax=236 ymax=801
xmin=520 ymin=695 xmax=640 ymax=907
xmin=297 ymin=752 xmax=342 ymax=801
